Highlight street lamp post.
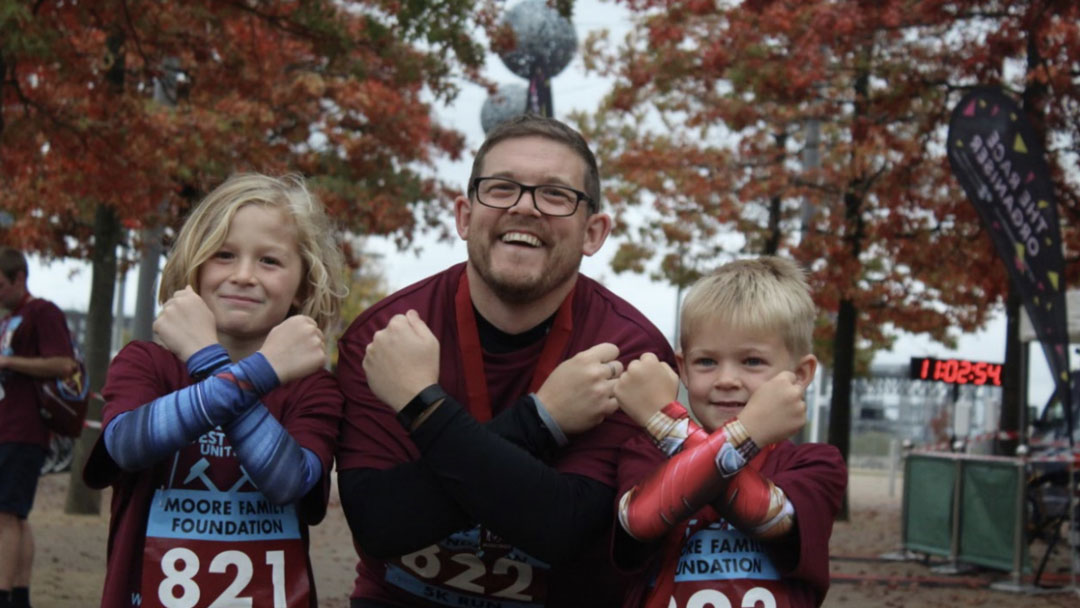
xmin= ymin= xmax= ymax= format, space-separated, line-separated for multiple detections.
xmin=482 ymin=0 xmax=578 ymax=133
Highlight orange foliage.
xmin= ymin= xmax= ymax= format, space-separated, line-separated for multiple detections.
xmin=0 ymin=0 xmax=495 ymax=259
xmin=581 ymin=0 xmax=1080 ymax=364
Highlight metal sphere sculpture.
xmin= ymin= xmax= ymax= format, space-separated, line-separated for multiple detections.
xmin=481 ymin=84 xmax=529 ymax=134
xmin=497 ymin=0 xmax=577 ymax=80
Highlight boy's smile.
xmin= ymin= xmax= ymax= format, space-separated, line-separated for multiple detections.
xmin=197 ymin=204 xmax=304 ymax=350
xmin=677 ymin=320 xmax=798 ymax=433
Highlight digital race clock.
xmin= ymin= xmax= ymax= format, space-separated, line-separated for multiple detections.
xmin=909 ymin=356 xmax=1003 ymax=386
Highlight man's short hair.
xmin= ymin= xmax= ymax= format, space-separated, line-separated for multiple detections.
xmin=679 ymin=256 xmax=816 ymax=358
xmin=467 ymin=114 xmax=601 ymax=214
xmin=0 ymin=247 xmax=28 ymax=283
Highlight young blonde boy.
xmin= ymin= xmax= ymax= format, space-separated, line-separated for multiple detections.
xmin=613 ymin=256 xmax=846 ymax=608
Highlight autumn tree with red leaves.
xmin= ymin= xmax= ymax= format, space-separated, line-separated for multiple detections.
xmin=914 ymin=0 xmax=1080 ymax=451
xmin=2 ymin=1 xmax=499 ymax=252
xmin=581 ymin=0 xmax=1080 ymax=502
xmin=1 ymin=0 xmax=497 ymax=513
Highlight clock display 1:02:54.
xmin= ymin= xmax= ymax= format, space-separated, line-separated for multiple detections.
xmin=909 ymin=357 xmax=1003 ymax=386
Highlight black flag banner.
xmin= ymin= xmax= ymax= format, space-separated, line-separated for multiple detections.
xmin=947 ymin=87 xmax=1072 ymax=442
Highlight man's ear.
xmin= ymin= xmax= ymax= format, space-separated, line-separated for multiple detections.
xmin=794 ymin=354 xmax=818 ymax=390
xmin=454 ymin=194 xmax=473 ymax=240
xmin=581 ymin=212 xmax=612 ymax=256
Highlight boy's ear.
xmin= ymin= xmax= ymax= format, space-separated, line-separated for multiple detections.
xmin=675 ymin=350 xmax=688 ymax=385
xmin=794 ymin=354 xmax=818 ymax=390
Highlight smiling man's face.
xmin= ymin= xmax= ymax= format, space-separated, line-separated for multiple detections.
xmin=455 ymin=135 xmax=605 ymax=304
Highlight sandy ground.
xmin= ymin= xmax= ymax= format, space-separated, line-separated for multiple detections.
xmin=22 ymin=468 xmax=1080 ymax=607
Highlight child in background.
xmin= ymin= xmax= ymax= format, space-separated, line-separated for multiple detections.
xmin=614 ymin=256 xmax=846 ymax=608
xmin=84 ymin=173 xmax=346 ymax=608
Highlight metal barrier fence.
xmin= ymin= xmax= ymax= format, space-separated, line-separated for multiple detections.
xmin=901 ymin=451 xmax=1078 ymax=592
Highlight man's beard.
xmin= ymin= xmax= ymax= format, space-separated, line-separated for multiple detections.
xmin=467 ymin=239 xmax=581 ymax=305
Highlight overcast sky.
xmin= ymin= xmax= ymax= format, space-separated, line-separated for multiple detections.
xmin=22 ymin=0 xmax=1061 ymax=407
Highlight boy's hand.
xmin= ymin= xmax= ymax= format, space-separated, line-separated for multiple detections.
xmin=614 ymin=353 xmax=679 ymax=427
xmin=153 ymin=286 xmax=217 ymax=363
xmin=259 ymin=315 xmax=327 ymax=385
xmin=363 ymin=310 xmax=441 ymax=412
xmin=736 ymin=371 xmax=807 ymax=446
xmin=535 ymin=343 xmax=623 ymax=434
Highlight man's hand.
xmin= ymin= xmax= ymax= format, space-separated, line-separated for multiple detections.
xmin=613 ymin=353 xmax=680 ymax=427
xmin=534 ymin=342 xmax=623 ymax=435
xmin=259 ymin=315 xmax=327 ymax=385
xmin=153 ymin=286 xmax=218 ymax=362
xmin=363 ymin=310 xmax=440 ymax=412
xmin=736 ymin=371 xmax=807 ymax=446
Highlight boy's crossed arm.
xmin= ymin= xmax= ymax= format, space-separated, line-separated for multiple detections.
xmin=613 ymin=354 xmax=806 ymax=543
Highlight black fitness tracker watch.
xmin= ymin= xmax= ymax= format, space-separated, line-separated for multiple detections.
xmin=396 ymin=383 xmax=448 ymax=430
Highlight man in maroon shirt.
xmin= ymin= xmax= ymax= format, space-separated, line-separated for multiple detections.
xmin=336 ymin=115 xmax=676 ymax=607
xmin=0 ymin=247 xmax=78 ymax=608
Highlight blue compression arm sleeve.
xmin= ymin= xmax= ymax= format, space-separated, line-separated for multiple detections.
xmin=104 ymin=346 xmax=279 ymax=471
xmin=186 ymin=343 xmax=232 ymax=380
xmin=224 ymin=403 xmax=323 ymax=504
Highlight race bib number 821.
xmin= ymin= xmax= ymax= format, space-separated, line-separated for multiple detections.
xmin=141 ymin=489 xmax=310 ymax=608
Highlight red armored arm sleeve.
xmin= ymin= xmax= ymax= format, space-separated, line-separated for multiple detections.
xmin=619 ymin=402 xmax=794 ymax=542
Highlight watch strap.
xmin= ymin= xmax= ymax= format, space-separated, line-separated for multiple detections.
xmin=396 ymin=384 xmax=448 ymax=430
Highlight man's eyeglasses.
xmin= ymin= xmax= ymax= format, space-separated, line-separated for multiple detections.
xmin=471 ymin=177 xmax=592 ymax=217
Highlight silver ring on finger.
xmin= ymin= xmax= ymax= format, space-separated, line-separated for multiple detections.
xmin=607 ymin=362 xmax=618 ymax=379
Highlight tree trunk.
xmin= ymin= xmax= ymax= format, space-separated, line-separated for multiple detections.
xmin=131 ymin=228 xmax=163 ymax=341
xmin=827 ymin=177 xmax=867 ymax=525
xmin=65 ymin=204 xmax=121 ymax=514
xmin=825 ymin=55 xmax=871 ymax=521
xmin=131 ymin=57 xmax=180 ymax=342
xmin=65 ymin=28 xmax=125 ymax=514
xmin=828 ymin=298 xmax=856 ymax=520
xmin=764 ymin=131 xmax=786 ymax=255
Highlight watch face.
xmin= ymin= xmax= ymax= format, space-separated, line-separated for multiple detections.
xmin=397 ymin=384 xmax=448 ymax=429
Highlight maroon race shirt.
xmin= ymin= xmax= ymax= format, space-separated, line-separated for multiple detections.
xmin=336 ymin=263 xmax=676 ymax=607
xmin=0 ymin=296 xmax=75 ymax=447
xmin=622 ymin=441 xmax=847 ymax=608
xmin=84 ymin=341 xmax=343 ymax=608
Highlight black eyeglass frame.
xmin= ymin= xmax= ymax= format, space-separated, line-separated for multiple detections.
xmin=470 ymin=177 xmax=594 ymax=217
